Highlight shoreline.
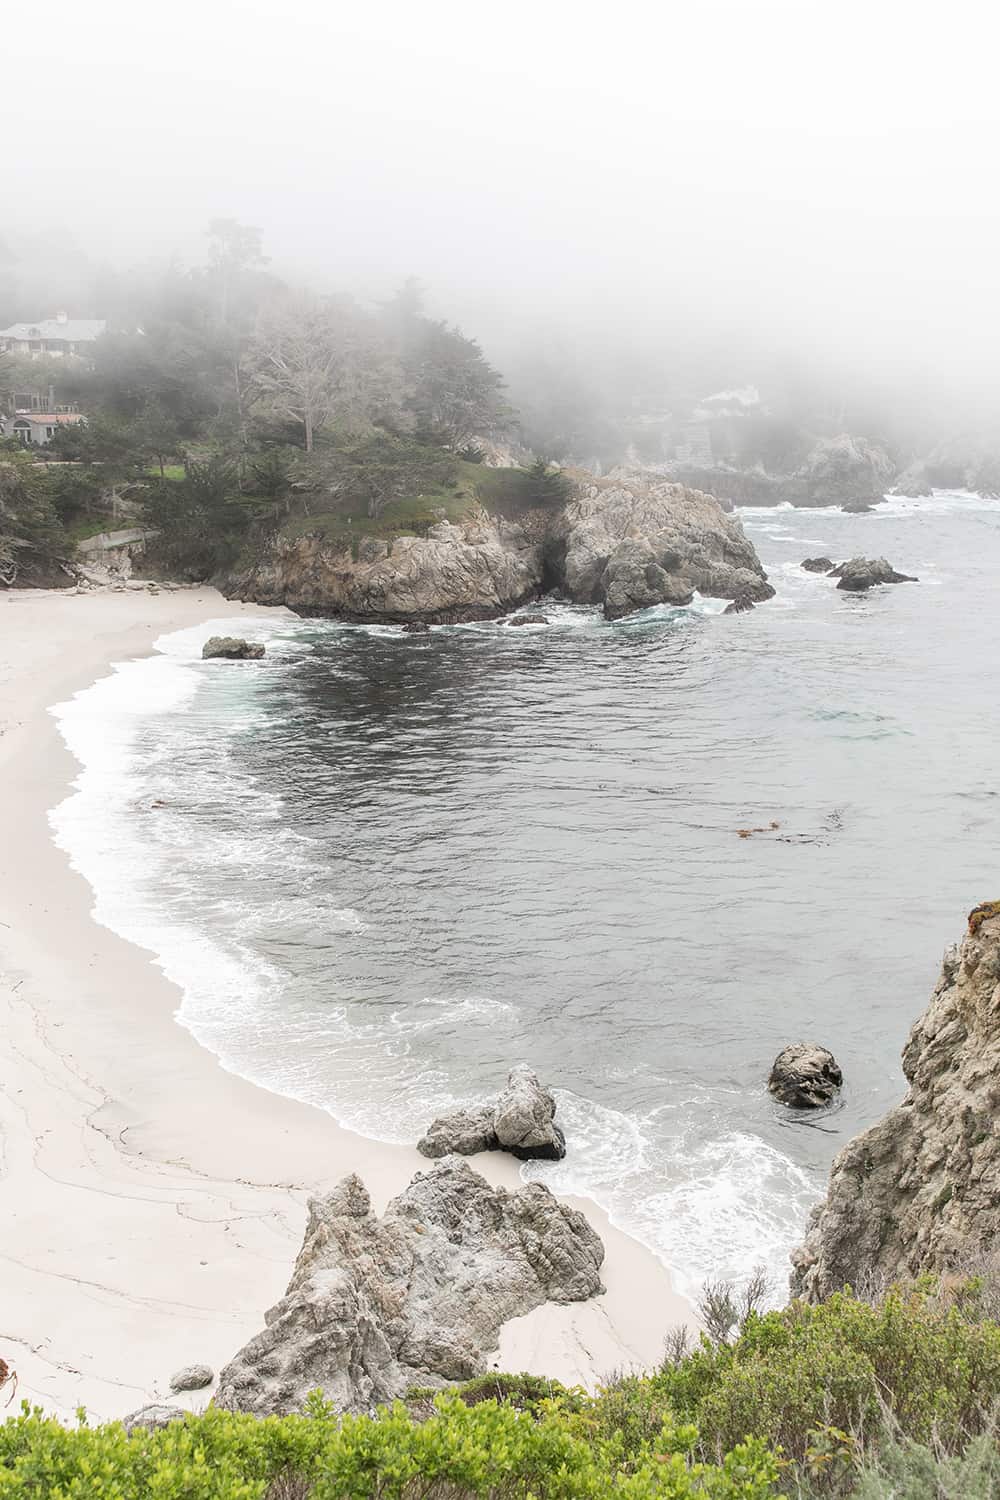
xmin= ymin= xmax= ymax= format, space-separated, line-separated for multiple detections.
xmin=0 ymin=585 xmax=690 ymax=1422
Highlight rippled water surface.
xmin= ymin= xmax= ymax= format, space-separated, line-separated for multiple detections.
xmin=51 ymin=493 xmax=1000 ymax=1297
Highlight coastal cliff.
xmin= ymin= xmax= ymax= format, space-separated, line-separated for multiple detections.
xmin=222 ymin=468 xmax=771 ymax=622
xmin=791 ymin=904 xmax=1000 ymax=1301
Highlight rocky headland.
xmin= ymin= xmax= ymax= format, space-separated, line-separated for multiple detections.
xmin=215 ymin=1158 xmax=605 ymax=1416
xmin=666 ymin=433 xmax=897 ymax=511
xmin=221 ymin=468 xmax=773 ymax=624
xmin=791 ymin=904 xmax=1000 ymax=1301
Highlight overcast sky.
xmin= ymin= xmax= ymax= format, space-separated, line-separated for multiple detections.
xmin=5 ymin=0 xmax=999 ymax=400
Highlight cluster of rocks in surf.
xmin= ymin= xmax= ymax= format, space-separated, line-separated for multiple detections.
xmin=214 ymin=1158 xmax=604 ymax=1416
xmin=800 ymin=556 xmax=918 ymax=592
xmin=417 ymin=1065 xmax=566 ymax=1162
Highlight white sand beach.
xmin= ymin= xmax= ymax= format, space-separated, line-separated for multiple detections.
xmin=0 ymin=585 xmax=690 ymax=1423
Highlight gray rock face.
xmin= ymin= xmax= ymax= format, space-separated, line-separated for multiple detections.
xmin=790 ymin=905 xmax=1000 ymax=1302
xmin=831 ymin=557 xmax=917 ymax=591
xmin=224 ymin=512 xmax=544 ymax=624
xmin=417 ymin=1068 xmax=566 ymax=1161
xmin=202 ymin=635 xmax=265 ymax=659
xmin=667 ymin=433 xmax=896 ymax=509
xmin=417 ymin=1104 xmax=499 ymax=1159
xmin=556 ymin=472 xmax=773 ymax=619
xmin=168 ymin=1364 xmax=214 ymax=1392
xmin=769 ymin=1043 xmax=843 ymax=1108
xmin=892 ymin=461 xmax=934 ymax=497
xmin=215 ymin=1158 xmax=604 ymax=1416
xmin=493 ymin=1065 xmax=567 ymax=1160
xmin=723 ymin=593 xmax=756 ymax=615
xmin=122 ymin=1404 xmax=188 ymax=1433
xmin=801 ymin=557 xmax=835 ymax=573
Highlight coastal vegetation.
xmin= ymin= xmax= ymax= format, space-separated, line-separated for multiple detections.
xmin=4 ymin=1279 xmax=1000 ymax=1496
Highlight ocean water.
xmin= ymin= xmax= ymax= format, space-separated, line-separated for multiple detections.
xmin=49 ymin=491 xmax=1000 ymax=1302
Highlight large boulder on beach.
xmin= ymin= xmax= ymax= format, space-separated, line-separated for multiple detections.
xmin=202 ymin=636 xmax=265 ymax=659
xmin=768 ymin=1043 xmax=843 ymax=1108
xmin=791 ymin=905 xmax=1000 ymax=1301
xmin=417 ymin=1104 xmax=499 ymax=1158
xmin=493 ymin=1065 xmax=566 ymax=1160
xmin=831 ymin=557 xmax=917 ymax=592
xmin=169 ymin=1364 xmax=214 ymax=1393
xmin=122 ymin=1404 xmax=188 ymax=1433
xmin=215 ymin=1158 xmax=604 ymax=1416
xmin=417 ymin=1068 xmax=566 ymax=1162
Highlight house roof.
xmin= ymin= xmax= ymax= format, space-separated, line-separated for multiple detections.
xmin=0 ymin=318 xmax=106 ymax=342
xmin=12 ymin=412 xmax=84 ymax=424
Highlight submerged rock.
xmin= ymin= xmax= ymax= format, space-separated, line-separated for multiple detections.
xmin=202 ymin=636 xmax=265 ymax=660
xmin=831 ymin=557 xmax=917 ymax=591
xmin=506 ymin=613 xmax=550 ymax=626
xmin=768 ymin=1043 xmax=843 ymax=1108
xmin=723 ymin=593 xmax=756 ymax=615
xmin=401 ymin=620 xmax=431 ymax=633
xmin=168 ymin=1364 xmax=214 ymax=1393
xmin=215 ymin=1159 xmax=604 ymax=1416
xmin=791 ymin=905 xmax=1000 ymax=1301
xmin=801 ymin=556 xmax=834 ymax=573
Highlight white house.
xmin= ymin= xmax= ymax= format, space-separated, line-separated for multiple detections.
xmin=4 ymin=411 xmax=85 ymax=446
xmin=0 ymin=312 xmax=106 ymax=358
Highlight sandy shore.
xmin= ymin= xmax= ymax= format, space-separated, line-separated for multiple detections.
xmin=0 ymin=584 xmax=691 ymax=1422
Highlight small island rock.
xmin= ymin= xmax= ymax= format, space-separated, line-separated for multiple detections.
xmin=830 ymin=557 xmax=917 ymax=592
xmin=769 ymin=1042 xmax=843 ymax=1108
xmin=401 ymin=621 xmax=431 ymax=633
xmin=506 ymin=613 xmax=550 ymax=626
xmin=169 ymin=1364 xmax=215 ymax=1393
xmin=801 ymin=557 xmax=834 ymax=573
xmin=202 ymin=636 xmax=265 ymax=660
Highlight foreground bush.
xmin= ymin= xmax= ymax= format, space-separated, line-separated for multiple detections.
xmin=0 ymin=1392 xmax=779 ymax=1499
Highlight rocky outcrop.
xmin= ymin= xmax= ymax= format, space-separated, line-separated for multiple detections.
xmin=790 ymin=905 xmax=1000 ymax=1302
xmin=723 ymin=594 xmax=756 ymax=615
xmin=769 ymin=1043 xmax=843 ymax=1108
xmin=222 ymin=472 xmax=772 ymax=624
xmin=224 ymin=512 xmax=544 ymax=624
xmin=556 ymin=472 xmax=773 ymax=619
xmin=506 ymin=613 xmax=550 ymax=626
xmin=831 ymin=557 xmax=917 ymax=592
xmin=215 ymin=1158 xmax=604 ymax=1416
xmin=202 ymin=636 xmax=265 ymax=659
xmin=417 ymin=1067 xmax=566 ymax=1162
xmin=892 ymin=461 xmax=934 ymax=497
xmin=801 ymin=557 xmax=834 ymax=573
xmin=668 ymin=434 xmax=896 ymax=510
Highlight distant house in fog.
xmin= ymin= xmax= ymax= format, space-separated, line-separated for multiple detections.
xmin=3 ymin=411 xmax=85 ymax=446
xmin=0 ymin=312 xmax=106 ymax=358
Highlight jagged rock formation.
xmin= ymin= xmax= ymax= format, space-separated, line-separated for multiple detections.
xmin=791 ymin=905 xmax=1000 ymax=1302
xmin=417 ymin=1066 xmax=566 ymax=1162
xmin=556 ymin=472 xmax=774 ymax=619
xmin=769 ymin=1043 xmax=843 ymax=1108
xmin=222 ymin=473 xmax=772 ymax=623
xmin=831 ymin=557 xmax=917 ymax=592
xmin=224 ymin=512 xmax=544 ymax=624
xmin=801 ymin=557 xmax=835 ymax=573
xmin=202 ymin=635 xmax=266 ymax=659
xmin=215 ymin=1158 xmax=604 ymax=1416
